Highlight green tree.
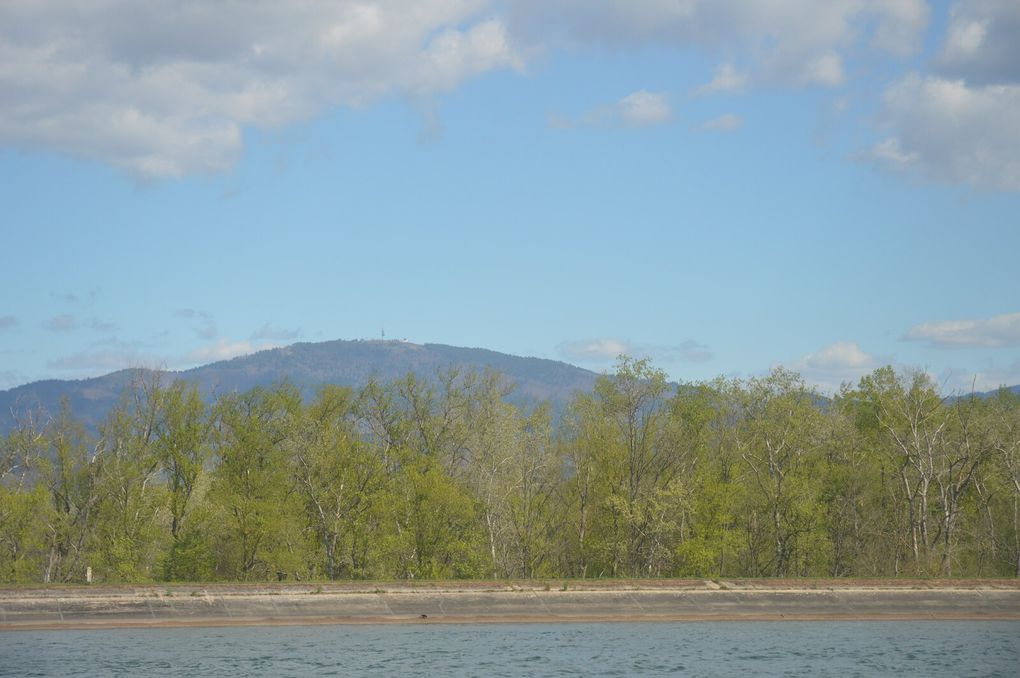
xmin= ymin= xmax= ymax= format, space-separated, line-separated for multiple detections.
xmin=292 ymin=386 xmax=386 ymax=579
xmin=154 ymin=381 xmax=213 ymax=580
xmin=733 ymin=368 xmax=826 ymax=576
xmin=36 ymin=404 xmax=106 ymax=583
xmin=210 ymin=385 xmax=305 ymax=580
xmin=0 ymin=416 xmax=50 ymax=582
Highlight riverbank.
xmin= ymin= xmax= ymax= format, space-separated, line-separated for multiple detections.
xmin=2 ymin=580 xmax=1018 ymax=630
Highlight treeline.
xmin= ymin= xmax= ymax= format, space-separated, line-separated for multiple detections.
xmin=1 ymin=359 xmax=1019 ymax=584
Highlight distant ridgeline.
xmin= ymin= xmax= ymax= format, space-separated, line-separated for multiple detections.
xmin=1 ymin=341 xmax=1019 ymax=584
xmin=0 ymin=340 xmax=602 ymax=435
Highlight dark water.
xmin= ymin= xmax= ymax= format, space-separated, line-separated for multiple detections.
xmin=2 ymin=621 xmax=1018 ymax=677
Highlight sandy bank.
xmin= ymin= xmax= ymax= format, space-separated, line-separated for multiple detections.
xmin=2 ymin=580 xmax=1018 ymax=631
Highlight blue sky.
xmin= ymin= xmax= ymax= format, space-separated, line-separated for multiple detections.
xmin=1 ymin=0 xmax=1018 ymax=394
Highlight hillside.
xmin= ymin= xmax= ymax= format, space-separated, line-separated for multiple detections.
xmin=0 ymin=340 xmax=600 ymax=433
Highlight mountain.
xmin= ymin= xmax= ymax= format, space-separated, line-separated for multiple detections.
xmin=951 ymin=384 xmax=1020 ymax=402
xmin=0 ymin=340 xmax=601 ymax=433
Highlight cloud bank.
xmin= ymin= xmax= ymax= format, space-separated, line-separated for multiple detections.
xmin=509 ymin=0 xmax=928 ymax=85
xmin=559 ymin=338 xmax=712 ymax=364
xmin=0 ymin=0 xmax=520 ymax=177
xmin=904 ymin=311 xmax=1020 ymax=348
xmin=865 ymin=1 xmax=1020 ymax=191
xmin=784 ymin=341 xmax=885 ymax=393
xmin=867 ymin=74 xmax=1020 ymax=191
xmin=4 ymin=1 xmax=1014 ymax=193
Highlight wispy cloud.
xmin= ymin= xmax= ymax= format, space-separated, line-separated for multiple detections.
xmin=0 ymin=315 xmax=17 ymax=332
xmin=40 ymin=314 xmax=116 ymax=333
xmin=0 ymin=370 xmax=26 ymax=390
xmin=175 ymin=308 xmax=217 ymax=339
xmin=558 ymin=338 xmax=712 ymax=364
xmin=551 ymin=90 xmax=672 ymax=130
xmin=86 ymin=317 xmax=117 ymax=333
xmin=616 ymin=91 xmax=672 ymax=126
xmin=904 ymin=311 xmax=1020 ymax=348
xmin=250 ymin=323 xmax=302 ymax=341
xmin=558 ymin=338 xmax=630 ymax=361
xmin=951 ymin=360 xmax=1020 ymax=393
xmin=44 ymin=336 xmax=280 ymax=375
xmin=701 ymin=113 xmax=743 ymax=132
xmin=43 ymin=314 xmax=77 ymax=332
xmin=182 ymin=339 xmax=278 ymax=365
xmin=693 ymin=63 xmax=748 ymax=96
xmin=47 ymin=350 xmax=164 ymax=371
xmin=52 ymin=289 xmax=100 ymax=305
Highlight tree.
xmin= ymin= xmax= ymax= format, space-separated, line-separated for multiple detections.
xmin=0 ymin=414 xmax=50 ymax=582
xmin=733 ymin=368 xmax=825 ymax=577
xmin=562 ymin=357 xmax=676 ymax=577
xmin=970 ymin=389 xmax=1020 ymax=575
xmin=291 ymin=386 xmax=386 ymax=579
xmin=857 ymin=367 xmax=976 ymax=575
xmin=210 ymin=385 xmax=304 ymax=580
xmin=91 ymin=374 xmax=169 ymax=581
xmin=36 ymin=403 xmax=106 ymax=583
xmin=154 ymin=381 xmax=213 ymax=580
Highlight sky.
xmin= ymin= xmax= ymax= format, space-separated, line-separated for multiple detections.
xmin=1 ymin=0 xmax=1018 ymax=395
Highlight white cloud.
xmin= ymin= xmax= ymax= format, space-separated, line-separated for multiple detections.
xmin=801 ymin=342 xmax=877 ymax=370
xmin=182 ymin=339 xmax=277 ymax=365
xmin=869 ymin=0 xmax=931 ymax=56
xmin=785 ymin=341 xmax=886 ymax=393
xmin=175 ymin=308 xmax=217 ymax=339
xmin=904 ymin=311 xmax=1020 ymax=348
xmin=801 ymin=52 xmax=844 ymax=86
xmin=0 ymin=370 xmax=26 ymax=390
xmin=47 ymin=349 xmax=164 ymax=371
xmin=558 ymin=338 xmax=712 ymax=364
xmin=510 ymin=0 xmax=927 ymax=86
xmin=553 ymin=90 xmax=672 ymax=130
xmin=0 ymin=1 xmax=521 ymax=177
xmin=251 ymin=323 xmax=302 ymax=341
xmin=43 ymin=314 xmax=76 ymax=332
xmin=44 ymin=337 xmax=280 ymax=375
xmin=617 ymin=91 xmax=672 ymax=126
xmin=693 ymin=63 xmax=748 ymax=96
xmin=701 ymin=113 xmax=743 ymax=132
xmin=937 ymin=360 xmax=1020 ymax=394
xmin=862 ymin=137 xmax=918 ymax=171
xmin=937 ymin=0 xmax=1020 ymax=85
xmin=867 ymin=74 xmax=1020 ymax=191
xmin=560 ymin=339 xmax=630 ymax=361
xmin=38 ymin=314 xmax=115 ymax=333
xmin=81 ymin=317 xmax=117 ymax=333
xmin=964 ymin=361 xmax=1020 ymax=393
xmin=53 ymin=289 xmax=99 ymax=305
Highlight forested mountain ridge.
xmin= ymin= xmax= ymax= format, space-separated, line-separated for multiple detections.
xmin=0 ymin=340 xmax=600 ymax=433
xmin=3 ymin=339 xmax=1016 ymax=435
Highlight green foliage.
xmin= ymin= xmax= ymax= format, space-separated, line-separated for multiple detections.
xmin=1 ymin=361 xmax=1018 ymax=583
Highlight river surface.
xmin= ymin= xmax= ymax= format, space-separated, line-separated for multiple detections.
xmin=2 ymin=621 xmax=1018 ymax=676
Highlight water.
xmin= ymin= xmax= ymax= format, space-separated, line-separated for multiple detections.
xmin=2 ymin=621 xmax=1018 ymax=677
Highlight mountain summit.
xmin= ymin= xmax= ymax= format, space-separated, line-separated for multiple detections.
xmin=0 ymin=340 xmax=600 ymax=433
